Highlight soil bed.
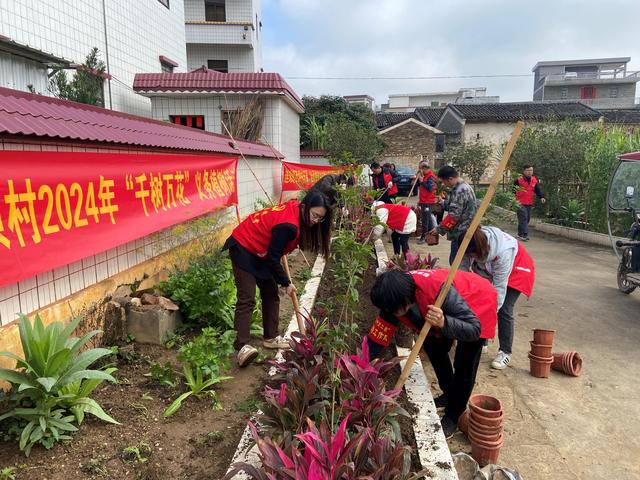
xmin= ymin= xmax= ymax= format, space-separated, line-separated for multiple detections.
xmin=0 ymin=253 xmax=313 ymax=480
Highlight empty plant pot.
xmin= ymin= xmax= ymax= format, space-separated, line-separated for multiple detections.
xmin=552 ymin=352 xmax=564 ymax=371
xmin=470 ymin=435 xmax=504 ymax=467
xmin=468 ymin=417 xmax=503 ymax=437
xmin=468 ymin=394 xmax=503 ymax=418
xmin=528 ymin=352 xmax=553 ymax=378
xmin=532 ymin=328 xmax=555 ymax=346
xmin=469 ymin=409 xmax=504 ymax=428
xmin=530 ymin=341 xmax=553 ymax=357
xmin=458 ymin=409 xmax=470 ymax=435
xmin=552 ymin=351 xmax=583 ymax=377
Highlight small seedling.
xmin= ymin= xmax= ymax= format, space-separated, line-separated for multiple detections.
xmin=163 ymin=365 xmax=231 ymax=418
xmin=234 ymin=396 xmax=263 ymax=414
xmin=118 ymin=376 xmax=132 ymax=386
xmin=141 ymin=392 xmax=153 ymax=401
xmin=126 ymin=333 xmax=136 ymax=344
xmin=129 ymin=402 xmax=148 ymax=416
xmin=83 ymin=455 xmax=109 ymax=476
xmin=144 ymin=361 xmax=178 ymax=388
xmin=121 ymin=442 xmax=151 ymax=464
xmin=206 ymin=431 xmax=224 ymax=443
xmin=164 ymin=331 xmax=185 ymax=349
xmin=0 ymin=467 xmax=16 ymax=480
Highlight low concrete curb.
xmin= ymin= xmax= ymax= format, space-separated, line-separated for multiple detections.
xmin=226 ymin=253 xmax=327 ymax=479
xmin=374 ymin=239 xmax=458 ymax=478
xmin=490 ymin=205 xmax=622 ymax=249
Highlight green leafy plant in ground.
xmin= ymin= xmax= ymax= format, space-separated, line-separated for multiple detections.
xmin=0 ymin=314 xmax=119 ymax=456
xmin=121 ymin=442 xmax=152 ymax=464
xmin=0 ymin=467 xmax=16 ymax=480
xmin=163 ymin=365 xmax=232 ymax=418
xmin=143 ymin=361 xmax=178 ymax=388
xmin=177 ymin=328 xmax=235 ymax=378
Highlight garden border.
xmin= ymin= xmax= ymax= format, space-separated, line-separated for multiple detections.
xmin=374 ymin=239 xmax=458 ymax=479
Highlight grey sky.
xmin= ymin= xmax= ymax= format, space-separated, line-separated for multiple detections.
xmin=262 ymin=0 xmax=640 ymax=106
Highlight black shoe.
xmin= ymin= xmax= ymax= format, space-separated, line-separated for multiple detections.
xmin=434 ymin=394 xmax=449 ymax=408
xmin=440 ymin=415 xmax=457 ymax=439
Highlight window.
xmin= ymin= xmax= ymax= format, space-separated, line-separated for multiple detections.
xmin=560 ymin=87 xmax=568 ymax=99
xmin=609 ymin=87 xmax=619 ymax=98
xmin=430 ymin=101 xmax=440 ymax=107
xmin=580 ymin=86 xmax=596 ymax=100
xmin=205 ymin=0 xmax=226 ymax=21
xmin=157 ymin=0 xmax=169 ymax=8
xmin=435 ymin=134 xmax=445 ymax=153
xmin=169 ymin=115 xmax=205 ymax=130
xmin=161 ymin=63 xmax=174 ymax=73
xmin=207 ymin=59 xmax=228 ymax=73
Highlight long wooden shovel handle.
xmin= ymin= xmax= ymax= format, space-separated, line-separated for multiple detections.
xmin=394 ymin=121 xmax=524 ymax=390
xmin=282 ymin=255 xmax=306 ymax=334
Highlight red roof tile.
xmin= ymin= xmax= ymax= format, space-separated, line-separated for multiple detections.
xmin=133 ymin=68 xmax=304 ymax=111
xmin=300 ymin=150 xmax=327 ymax=157
xmin=0 ymin=86 xmax=284 ymax=158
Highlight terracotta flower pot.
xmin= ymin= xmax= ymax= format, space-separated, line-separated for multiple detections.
xmin=530 ymin=341 xmax=553 ymax=357
xmin=468 ymin=417 xmax=503 ymax=437
xmin=551 ymin=352 xmax=564 ymax=370
xmin=469 ymin=409 xmax=504 ymax=428
xmin=470 ymin=435 xmax=504 ymax=467
xmin=528 ymin=352 xmax=553 ymax=378
xmin=468 ymin=426 xmax=502 ymax=444
xmin=532 ymin=328 xmax=555 ymax=346
xmin=552 ymin=351 xmax=583 ymax=376
xmin=468 ymin=394 xmax=503 ymax=418
xmin=426 ymin=231 xmax=439 ymax=245
xmin=458 ymin=409 xmax=470 ymax=435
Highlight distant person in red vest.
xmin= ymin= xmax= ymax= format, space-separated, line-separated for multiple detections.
xmin=223 ymin=191 xmax=332 ymax=367
xmin=416 ymin=161 xmax=439 ymax=244
xmin=385 ymin=163 xmax=401 ymax=202
xmin=371 ymin=201 xmax=417 ymax=259
xmin=463 ymin=226 xmax=535 ymax=370
xmin=513 ymin=165 xmax=545 ymax=241
xmin=370 ymin=162 xmax=397 ymax=203
xmin=367 ymin=268 xmax=498 ymax=438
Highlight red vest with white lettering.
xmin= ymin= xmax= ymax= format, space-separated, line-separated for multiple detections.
xmin=373 ymin=171 xmax=398 ymax=195
xmin=418 ymin=170 xmax=438 ymax=204
xmin=507 ymin=243 xmax=535 ymax=297
xmin=515 ymin=176 xmax=539 ymax=206
xmin=378 ymin=203 xmax=411 ymax=231
xmin=412 ymin=269 xmax=497 ymax=339
xmin=231 ymin=201 xmax=300 ymax=258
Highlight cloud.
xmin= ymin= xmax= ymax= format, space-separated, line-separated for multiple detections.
xmin=262 ymin=0 xmax=640 ymax=106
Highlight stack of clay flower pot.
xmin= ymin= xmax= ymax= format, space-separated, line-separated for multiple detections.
xmin=528 ymin=329 xmax=555 ymax=378
xmin=467 ymin=394 xmax=504 ymax=467
xmin=551 ymin=351 xmax=583 ymax=376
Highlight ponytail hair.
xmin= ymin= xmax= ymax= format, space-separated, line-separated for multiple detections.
xmin=299 ymin=190 xmax=332 ymax=258
xmin=464 ymin=227 xmax=490 ymax=261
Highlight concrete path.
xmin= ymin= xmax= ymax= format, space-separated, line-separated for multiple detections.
xmin=402 ymin=223 xmax=640 ymax=480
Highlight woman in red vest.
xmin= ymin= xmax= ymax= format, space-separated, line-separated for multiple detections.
xmin=514 ymin=165 xmax=545 ymax=241
xmin=224 ymin=190 xmax=332 ymax=367
xmin=371 ymin=201 xmax=417 ymax=259
xmin=416 ymin=161 xmax=438 ymax=244
xmin=368 ymin=268 xmax=497 ymax=438
xmin=370 ymin=162 xmax=397 ymax=203
xmin=463 ymin=226 xmax=535 ymax=370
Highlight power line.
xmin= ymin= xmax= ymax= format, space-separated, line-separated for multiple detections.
xmin=283 ymin=73 xmax=534 ymax=80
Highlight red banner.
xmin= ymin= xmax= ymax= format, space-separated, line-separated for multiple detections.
xmin=0 ymin=151 xmax=238 ymax=287
xmin=281 ymin=161 xmax=344 ymax=192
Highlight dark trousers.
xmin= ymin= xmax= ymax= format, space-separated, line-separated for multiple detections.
xmin=517 ymin=205 xmax=532 ymax=238
xmin=424 ymin=336 xmax=484 ymax=422
xmin=449 ymin=237 xmax=461 ymax=266
xmin=391 ymin=231 xmax=410 ymax=257
xmin=231 ymin=260 xmax=279 ymax=350
xmin=418 ymin=203 xmax=437 ymax=238
xmin=497 ymin=287 xmax=521 ymax=354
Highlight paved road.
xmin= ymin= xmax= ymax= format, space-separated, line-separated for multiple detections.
xmin=408 ymin=223 xmax=640 ymax=479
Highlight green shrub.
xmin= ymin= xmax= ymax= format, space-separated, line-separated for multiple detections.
xmin=0 ymin=314 xmax=118 ymax=456
xmin=492 ymin=191 xmax=520 ymax=212
xmin=177 ymin=328 xmax=236 ymax=378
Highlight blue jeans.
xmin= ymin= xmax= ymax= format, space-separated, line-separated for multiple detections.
xmin=517 ymin=205 xmax=532 ymax=238
xmin=449 ymin=237 xmax=460 ymax=265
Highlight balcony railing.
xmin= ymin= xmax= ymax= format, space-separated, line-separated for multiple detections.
xmin=185 ymin=21 xmax=256 ymax=46
xmin=545 ymin=71 xmax=640 ymax=83
xmin=575 ymin=97 xmax=640 ymax=108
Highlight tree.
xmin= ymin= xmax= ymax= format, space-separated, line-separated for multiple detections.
xmin=49 ymin=47 xmax=107 ymax=106
xmin=325 ymin=114 xmax=385 ymax=165
xmin=442 ymin=141 xmax=493 ymax=187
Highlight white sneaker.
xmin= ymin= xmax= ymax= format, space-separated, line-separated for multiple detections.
xmin=491 ymin=351 xmax=511 ymax=370
xmin=237 ymin=344 xmax=259 ymax=367
xmin=263 ymin=335 xmax=290 ymax=350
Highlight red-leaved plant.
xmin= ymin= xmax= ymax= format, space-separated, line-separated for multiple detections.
xmin=386 ymin=251 xmax=438 ymax=272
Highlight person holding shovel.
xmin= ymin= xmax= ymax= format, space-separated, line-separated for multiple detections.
xmin=223 ymin=190 xmax=332 ymax=367
xmin=462 ymin=226 xmax=535 ymax=370
xmin=371 ymin=201 xmax=417 ymax=260
xmin=370 ymin=162 xmax=397 ymax=203
xmin=367 ymin=268 xmax=497 ymax=438
xmin=416 ymin=161 xmax=439 ymax=245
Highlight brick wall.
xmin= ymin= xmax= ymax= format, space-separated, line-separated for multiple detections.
xmin=379 ymin=120 xmax=437 ymax=168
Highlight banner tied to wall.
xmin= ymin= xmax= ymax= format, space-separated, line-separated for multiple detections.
xmin=281 ymin=161 xmax=345 ymax=192
xmin=0 ymin=151 xmax=238 ymax=287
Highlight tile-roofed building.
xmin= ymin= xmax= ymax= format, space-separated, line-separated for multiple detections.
xmin=375 ymin=112 xmax=415 ymax=129
xmin=600 ymin=108 xmax=640 ymax=126
xmin=447 ymin=102 xmax=602 ymax=123
xmin=375 ymin=107 xmax=444 ymax=130
xmin=0 ymin=86 xmax=282 ymax=158
xmin=414 ymin=107 xmax=446 ymax=126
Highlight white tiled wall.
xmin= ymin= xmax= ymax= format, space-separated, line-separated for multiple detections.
xmin=0 ymin=53 xmax=49 ymax=93
xmin=0 ymin=138 xmax=281 ymax=326
xmin=150 ymin=94 xmax=300 ymax=161
xmin=0 ymin=0 xmax=188 ymax=116
xmin=186 ymin=43 xmax=256 ymax=72
xmin=184 ymin=0 xmax=254 ymax=22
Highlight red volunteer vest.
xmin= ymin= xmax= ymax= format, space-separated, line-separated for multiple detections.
xmin=373 ymin=172 xmax=398 ymax=195
xmin=378 ymin=203 xmax=411 ymax=231
xmin=515 ymin=176 xmax=538 ymax=206
xmin=419 ymin=170 xmax=438 ymax=204
xmin=411 ymin=269 xmax=497 ymax=340
xmin=507 ymin=242 xmax=535 ymax=297
xmin=232 ymin=201 xmax=301 ymax=258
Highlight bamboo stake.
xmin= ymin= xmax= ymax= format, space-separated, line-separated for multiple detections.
xmin=220 ymin=118 xmax=305 ymax=334
xmin=394 ymin=121 xmax=524 ymax=391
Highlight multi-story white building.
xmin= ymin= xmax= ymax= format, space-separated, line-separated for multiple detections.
xmin=184 ymin=0 xmax=262 ymax=73
xmin=343 ymin=94 xmax=375 ymax=111
xmin=382 ymin=87 xmax=499 ymax=112
xmin=0 ymin=0 xmax=188 ymax=116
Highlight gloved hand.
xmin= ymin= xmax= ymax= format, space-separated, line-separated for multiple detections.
xmin=387 ymin=182 xmax=393 ymax=189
